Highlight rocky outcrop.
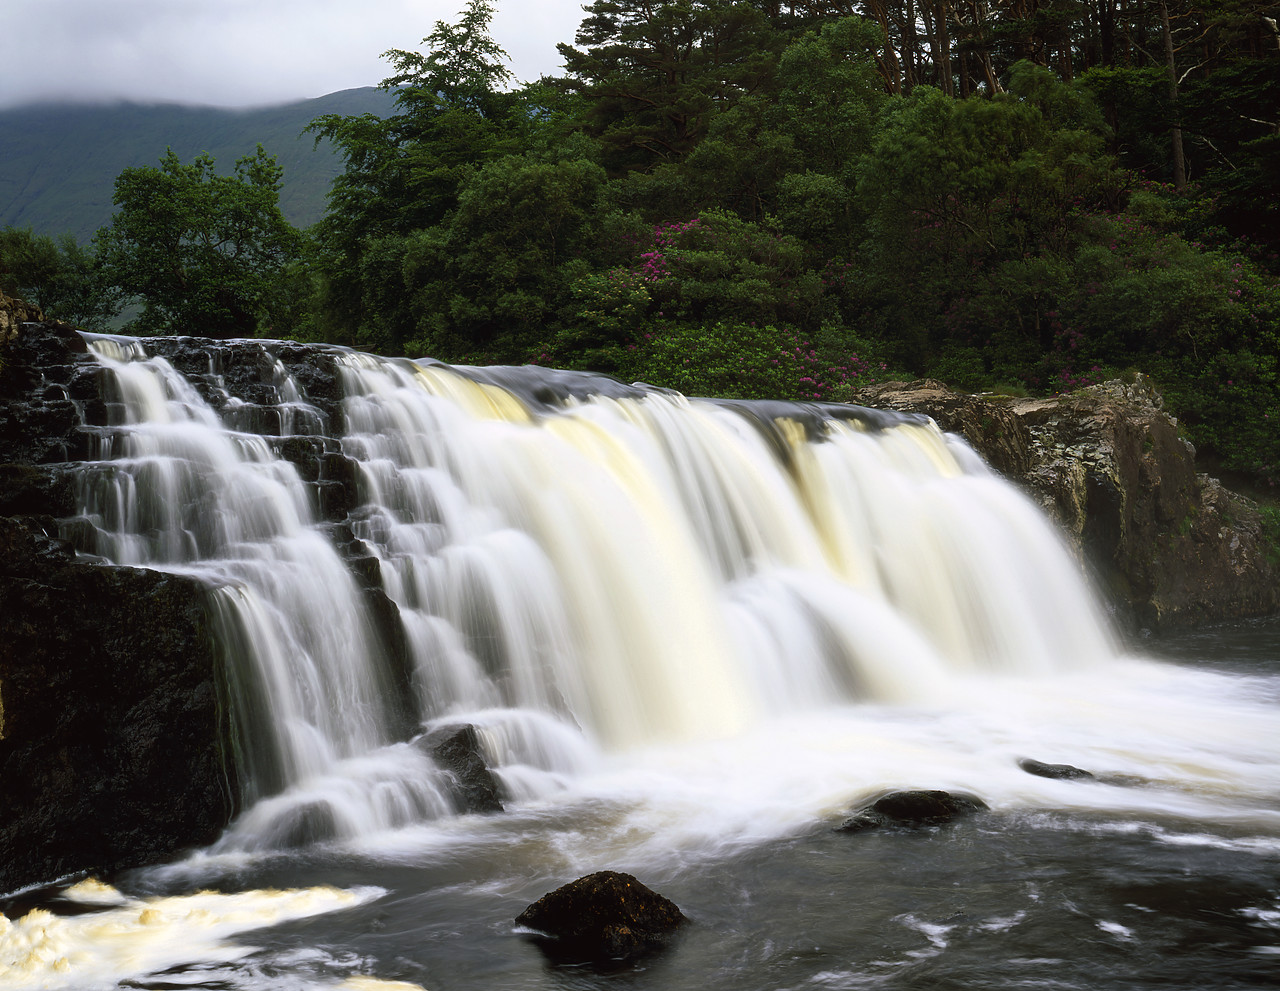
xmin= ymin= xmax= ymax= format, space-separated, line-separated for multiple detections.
xmin=855 ymin=377 xmax=1280 ymax=630
xmin=0 ymin=291 xmax=43 ymax=348
xmin=0 ymin=304 xmax=238 ymax=893
xmin=516 ymin=871 xmax=687 ymax=963
xmin=0 ymin=516 xmax=237 ymax=893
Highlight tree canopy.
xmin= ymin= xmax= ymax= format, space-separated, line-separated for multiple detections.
xmin=95 ymin=145 xmax=302 ymax=338
xmin=5 ymin=0 xmax=1279 ymax=488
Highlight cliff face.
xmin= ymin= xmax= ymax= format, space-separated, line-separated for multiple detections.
xmin=0 ymin=306 xmax=238 ymax=894
xmin=855 ymin=377 xmax=1280 ymax=631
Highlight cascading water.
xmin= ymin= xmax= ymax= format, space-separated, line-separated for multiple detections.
xmin=68 ymin=334 xmax=1117 ymax=849
xmin=6 ymin=333 xmax=1279 ymax=991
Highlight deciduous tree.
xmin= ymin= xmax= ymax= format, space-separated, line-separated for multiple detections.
xmin=95 ymin=146 xmax=302 ymax=337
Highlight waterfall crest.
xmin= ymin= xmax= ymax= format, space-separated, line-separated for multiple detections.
xmin=69 ymin=336 xmax=1117 ymax=849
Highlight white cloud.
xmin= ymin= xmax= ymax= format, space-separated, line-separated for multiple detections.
xmin=0 ymin=0 xmax=585 ymax=108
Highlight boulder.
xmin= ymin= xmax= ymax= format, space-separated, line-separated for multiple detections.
xmin=515 ymin=871 xmax=687 ymax=963
xmin=836 ymin=790 xmax=989 ymax=833
xmin=1018 ymin=757 xmax=1095 ymax=781
xmin=415 ymin=723 xmax=504 ymax=814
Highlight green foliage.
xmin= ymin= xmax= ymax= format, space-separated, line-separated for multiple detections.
xmin=95 ymin=146 xmax=303 ymax=337
xmin=552 ymin=266 xmax=653 ymax=372
xmin=643 ymin=211 xmax=823 ymax=329
xmin=19 ymin=0 xmax=1280 ymax=491
xmin=398 ymin=153 xmax=609 ymax=360
xmin=852 ymin=70 xmax=1122 ymax=373
xmin=558 ymin=0 xmax=778 ymax=173
xmin=1260 ymin=504 xmax=1280 ymax=566
xmin=307 ymin=0 xmax=528 ymax=351
xmin=1 ymin=226 xmax=122 ymax=328
xmin=606 ymin=319 xmax=894 ymax=402
xmin=1 ymin=227 xmax=61 ymax=305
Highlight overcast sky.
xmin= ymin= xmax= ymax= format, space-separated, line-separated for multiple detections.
xmin=0 ymin=0 xmax=587 ymax=109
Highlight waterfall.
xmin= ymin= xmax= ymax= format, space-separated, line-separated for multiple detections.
xmin=69 ymin=335 xmax=1118 ymax=850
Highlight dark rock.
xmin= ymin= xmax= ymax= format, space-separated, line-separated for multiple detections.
xmin=416 ymin=723 xmax=504 ymax=814
xmin=0 ymin=516 xmax=238 ymax=893
xmin=1018 ymin=757 xmax=1096 ymax=781
xmin=836 ymin=789 xmax=989 ymax=833
xmin=275 ymin=435 xmax=327 ymax=481
xmin=267 ymin=800 xmax=339 ymax=850
xmin=516 ymin=871 xmax=687 ymax=963
xmin=0 ymin=318 xmax=96 ymax=467
xmin=0 ymin=464 xmax=77 ymax=518
xmin=317 ymin=452 xmax=361 ymax=521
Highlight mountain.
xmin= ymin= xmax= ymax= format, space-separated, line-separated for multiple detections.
xmin=0 ymin=88 xmax=398 ymax=242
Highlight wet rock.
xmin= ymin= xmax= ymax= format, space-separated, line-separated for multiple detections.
xmin=0 ymin=516 xmax=238 ymax=893
xmin=416 ymin=723 xmax=504 ymax=814
xmin=267 ymin=800 xmax=339 ymax=850
xmin=836 ymin=790 xmax=989 ymax=833
xmin=516 ymin=871 xmax=687 ymax=963
xmin=317 ymin=452 xmax=361 ymax=521
xmin=0 ymin=464 xmax=77 ymax=518
xmin=854 ymin=379 xmax=1032 ymax=478
xmin=1018 ymin=757 xmax=1095 ymax=781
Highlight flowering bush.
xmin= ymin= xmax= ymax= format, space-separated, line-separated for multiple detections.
xmin=617 ymin=319 xmax=893 ymax=403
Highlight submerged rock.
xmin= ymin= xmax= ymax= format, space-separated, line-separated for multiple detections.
xmin=836 ymin=790 xmax=989 ymax=833
xmin=1018 ymin=757 xmax=1096 ymax=781
xmin=515 ymin=871 xmax=687 ymax=963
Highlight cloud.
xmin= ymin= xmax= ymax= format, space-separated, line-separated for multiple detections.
xmin=0 ymin=0 xmax=584 ymax=108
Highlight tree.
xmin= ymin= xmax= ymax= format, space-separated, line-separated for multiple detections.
xmin=1 ymin=227 xmax=122 ymax=328
xmin=307 ymin=0 xmax=523 ymax=348
xmin=557 ymin=0 xmax=778 ymax=173
xmin=1 ymin=227 xmax=62 ymax=308
xmin=855 ymin=68 xmax=1120 ymax=368
xmin=395 ymin=153 xmax=610 ymax=359
xmin=95 ymin=146 xmax=302 ymax=338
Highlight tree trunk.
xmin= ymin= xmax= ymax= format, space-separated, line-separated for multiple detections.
xmin=1160 ymin=0 xmax=1186 ymax=190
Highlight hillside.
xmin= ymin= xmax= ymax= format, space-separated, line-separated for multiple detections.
xmin=0 ymin=88 xmax=397 ymax=241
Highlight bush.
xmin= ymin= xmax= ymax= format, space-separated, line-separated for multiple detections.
xmin=607 ymin=319 xmax=893 ymax=402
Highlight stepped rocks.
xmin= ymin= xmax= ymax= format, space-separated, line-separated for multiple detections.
xmin=855 ymin=376 xmax=1280 ymax=630
xmin=0 ymin=306 xmax=242 ymax=893
xmin=516 ymin=871 xmax=687 ymax=963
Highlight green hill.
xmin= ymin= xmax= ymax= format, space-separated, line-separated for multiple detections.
xmin=0 ymin=88 xmax=398 ymax=242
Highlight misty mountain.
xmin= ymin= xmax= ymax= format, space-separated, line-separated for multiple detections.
xmin=0 ymin=87 xmax=398 ymax=242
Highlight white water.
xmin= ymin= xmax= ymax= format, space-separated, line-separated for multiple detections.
xmin=67 ymin=337 xmax=1178 ymax=848
xmin=9 ymin=336 xmax=1279 ymax=990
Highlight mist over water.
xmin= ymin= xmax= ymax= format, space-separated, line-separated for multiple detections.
xmin=2 ymin=335 xmax=1277 ymax=990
